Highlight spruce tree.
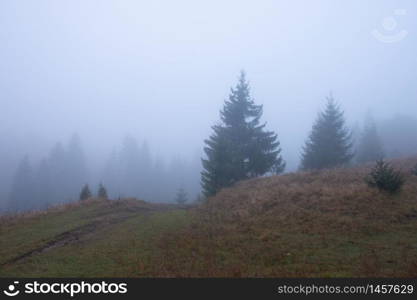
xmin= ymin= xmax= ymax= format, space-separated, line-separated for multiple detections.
xmin=175 ymin=187 xmax=188 ymax=205
xmin=9 ymin=156 xmax=35 ymax=211
xmin=79 ymin=184 xmax=92 ymax=201
xmin=356 ymin=114 xmax=384 ymax=164
xmin=66 ymin=134 xmax=88 ymax=199
xmin=97 ymin=183 xmax=108 ymax=199
xmin=201 ymin=71 xmax=285 ymax=197
xmin=34 ymin=158 xmax=51 ymax=209
xmin=102 ymin=150 xmax=122 ymax=199
xmin=120 ymin=136 xmax=141 ymax=197
xmin=300 ymin=95 xmax=354 ymax=170
xmin=48 ymin=142 xmax=67 ymax=203
xmin=366 ymin=159 xmax=404 ymax=194
xmin=138 ymin=141 xmax=153 ymax=200
xmin=411 ymin=163 xmax=417 ymax=176
xmin=201 ymin=126 xmax=235 ymax=197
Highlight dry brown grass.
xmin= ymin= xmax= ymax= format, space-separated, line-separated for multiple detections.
xmin=150 ymin=156 xmax=417 ymax=277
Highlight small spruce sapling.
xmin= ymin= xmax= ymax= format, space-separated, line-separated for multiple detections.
xmin=365 ymin=160 xmax=405 ymax=194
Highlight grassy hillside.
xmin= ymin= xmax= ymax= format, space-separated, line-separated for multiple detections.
xmin=1 ymin=157 xmax=417 ymax=277
xmin=0 ymin=199 xmax=189 ymax=277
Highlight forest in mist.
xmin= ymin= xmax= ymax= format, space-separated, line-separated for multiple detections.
xmin=2 ymin=134 xmax=202 ymax=211
xmin=1 ymin=0 xmax=417 ymax=212
xmin=2 ymin=86 xmax=417 ymax=212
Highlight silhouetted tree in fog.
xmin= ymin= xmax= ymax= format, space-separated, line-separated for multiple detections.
xmin=97 ymin=183 xmax=108 ymax=199
xmin=34 ymin=158 xmax=51 ymax=209
xmin=102 ymin=150 xmax=122 ymax=198
xmin=100 ymin=140 xmax=201 ymax=203
xmin=356 ymin=114 xmax=384 ymax=164
xmin=47 ymin=142 xmax=67 ymax=202
xmin=120 ymin=136 xmax=142 ymax=197
xmin=202 ymin=71 xmax=285 ymax=197
xmin=175 ymin=187 xmax=188 ymax=205
xmin=412 ymin=164 xmax=417 ymax=176
xmin=300 ymin=95 xmax=353 ymax=170
xmin=9 ymin=156 xmax=35 ymax=211
xmin=66 ymin=134 xmax=88 ymax=198
xmin=150 ymin=156 xmax=169 ymax=202
xmin=80 ymin=184 xmax=92 ymax=201
xmin=137 ymin=141 xmax=153 ymax=200
xmin=379 ymin=114 xmax=417 ymax=158
xmin=33 ymin=135 xmax=88 ymax=208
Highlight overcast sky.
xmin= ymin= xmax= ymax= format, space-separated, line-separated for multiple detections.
xmin=1 ymin=0 xmax=417 ymax=170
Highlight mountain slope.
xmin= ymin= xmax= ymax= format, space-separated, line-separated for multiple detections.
xmin=154 ymin=156 xmax=417 ymax=277
xmin=1 ymin=156 xmax=417 ymax=277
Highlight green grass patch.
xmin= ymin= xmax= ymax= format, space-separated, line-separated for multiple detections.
xmin=1 ymin=207 xmax=189 ymax=277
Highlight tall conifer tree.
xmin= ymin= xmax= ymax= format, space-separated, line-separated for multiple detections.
xmin=79 ymin=184 xmax=92 ymax=201
xmin=174 ymin=187 xmax=188 ymax=205
xmin=202 ymin=71 xmax=285 ymax=197
xmin=300 ymin=95 xmax=354 ymax=170
xmin=9 ymin=156 xmax=35 ymax=211
xmin=356 ymin=114 xmax=384 ymax=164
xmin=97 ymin=183 xmax=108 ymax=199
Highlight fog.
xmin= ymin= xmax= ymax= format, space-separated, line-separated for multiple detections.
xmin=1 ymin=0 xmax=417 ymax=211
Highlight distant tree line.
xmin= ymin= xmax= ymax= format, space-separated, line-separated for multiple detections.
xmin=9 ymin=134 xmax=88 ymax=211
xmin=101 ymin=136 xmax=200 ymax=202
xmin=8 ymin=135 xmax=201 ymax=212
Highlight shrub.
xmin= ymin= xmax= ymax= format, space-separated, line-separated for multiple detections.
xmin=365 ymin=160 xmax=405 ymax=194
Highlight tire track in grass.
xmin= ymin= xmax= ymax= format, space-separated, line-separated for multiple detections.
xmin=1 ymin=205 xmax=175 ymax=267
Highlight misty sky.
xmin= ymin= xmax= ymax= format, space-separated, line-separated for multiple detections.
xmin=1 ymin=0 xmax=417 ymax=171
